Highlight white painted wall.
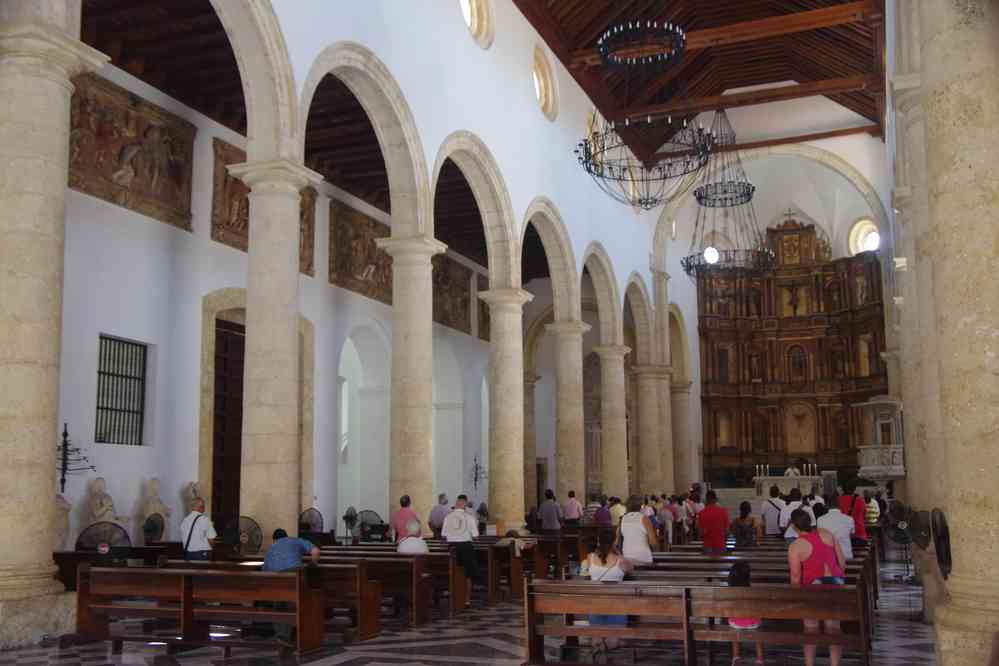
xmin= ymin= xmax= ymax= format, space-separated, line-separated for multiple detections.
xmin=57 ymin=63 xmax=491 ymax=547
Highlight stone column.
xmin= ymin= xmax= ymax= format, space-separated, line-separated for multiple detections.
xmin=546 ymin=320 xmax=589 ymax=500
xmin=633 ymin=366 xmax=665 ymax=495
xmin=594 ymin=345 xmax=630 ymax=498
xmin=229 ymin=160 xmax=321 ymax=543
xmin=919 ymin=2 xmax=999 ymax=663
xmin=0 ymin=11 xmax=107 ymax=643
xmin=652 ymin=270 xmax=676 ymax=491
xmin=523 ymin=373 xmax=540 ymax=509
xmin=479 ymin=288 xmax=532 ymax=529
xmin=671 ymin=381 xmax=693 ymax=492
xmin=376 ymin=236 xmax=447 ymax=518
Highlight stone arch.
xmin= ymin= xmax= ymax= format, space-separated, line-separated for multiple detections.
xmin=210 ymin=0 xmax=298 ymax=161
xmin=652 ymin=143 xmax=890 ymax=272
xmin=522 ymin=197 xmax=580 ymax=321
xmin=624 ymin=272 xmax=654 ymax=365
xmin=298 ymin=41 xmax=430 ymax=239
xmin=431 ymin=131 xmax=519 ymax=289
xmin=669 ymin=303 xmax=691 ymax=383
xmin=198 ymin=288 xmax=315 ymax=518
xmin=582 ymin=242 xmax=624 ymax=346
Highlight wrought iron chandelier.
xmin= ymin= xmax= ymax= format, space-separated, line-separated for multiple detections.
xmin=576 ymin=113 xmax=713 ymax=211
xmin=597 ymin=18 xmax=686 ymax=72
xmin=681 ymin=109 xmax=774 ymax=276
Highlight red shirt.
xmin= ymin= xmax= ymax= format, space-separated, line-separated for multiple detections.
xmin=838 ymin=495 xmax=867 ymax=539
xmin=698 ymin=504 xmax=730 ymax=550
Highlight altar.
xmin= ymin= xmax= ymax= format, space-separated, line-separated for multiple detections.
xmin=752 ymin=475 xmax=825 ymax=498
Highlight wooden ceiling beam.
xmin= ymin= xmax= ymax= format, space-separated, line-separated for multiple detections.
xmin=652 ymin=124 xmax=881 ymax=160
xmin=570 ymin=1 xmax=877 ymax=67
xmin=624 ymin=74 xmax=875 ymax=120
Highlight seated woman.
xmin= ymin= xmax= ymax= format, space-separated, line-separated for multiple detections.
xmin=730 ymin=501 xmax=763 ymax=548
xmin=617 ymin=494 xmax=657 ymax=565
xmin=788 ymin=510 xmax=847 ymax=666
xmin=586 ymin=538 xmax=633 ymax=657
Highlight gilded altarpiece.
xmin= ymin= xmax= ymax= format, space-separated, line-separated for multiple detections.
xmin=210 ymin=138 xmax=316 ymax=276
xmin=698 ymin=220 xmax=887 ymax=486
xmin=70 ymin=74 xmax=195 ymax=230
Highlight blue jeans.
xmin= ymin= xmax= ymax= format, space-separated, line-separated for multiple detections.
xmin=588 ymin=614 xmax=627 ymax=626
xmin=185 ymin=550 xmax=210 ymax=561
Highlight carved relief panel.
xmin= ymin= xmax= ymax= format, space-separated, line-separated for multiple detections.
xmin=432 ymin=255 xmax=472 ymax=335
xmin=70 ymin=74 xmax=195 ymax=230
xmin=210 ymin=138 xmax=315 ymax=275
xmin=329 ymin=200 xmax=392 ymax=305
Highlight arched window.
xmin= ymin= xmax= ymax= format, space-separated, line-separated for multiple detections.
xmin=532 ymin=45 xmax=559 ymax=121
xmin=848 ymin=218 xmax=880 ymax=255
xmin=459 ymin=0 xmax=494 ymax=49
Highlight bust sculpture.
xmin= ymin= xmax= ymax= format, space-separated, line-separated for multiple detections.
xmin=143 ymin=477 xmax=172 ymax=522
xmin=54 ymin=493 xmax=71 ymax=550
xmin=182 ymin=481 xmax=203 ymax=514
xmin=87 ymin=476 xmax=127 ymax=525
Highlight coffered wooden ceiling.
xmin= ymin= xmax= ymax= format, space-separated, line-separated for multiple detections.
xmin=514 ymin=0 xmax=885 ymax=163
xmin=81 ymin=0 xmax=245 ymax=134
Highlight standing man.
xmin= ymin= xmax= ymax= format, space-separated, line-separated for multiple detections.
xmin=760 ymin=485 xmax=786 ymax=537
xmin=179 ymin=498 xmax=216 ymax=561
xmin=816 ymin=493 xmax=855 ymax=560
xmin=609 ymin=496 xmax=627 ymax=525
xmin=390 ymin=495 xmax=420 ymax=542
xmin=562 ymin=490 xmax=583 ymax=529
xmin=428 ymin=493 xmax=449 ymax=539
xmin=442 ymin=494 xmax=479 ymax=607
xmin=838 ymin=486 xmax=868 ymax=542
xmin=697 ymin=490 xmax=730 ymax=556
xmin=539 ymin=489 xmax=563 ymax=534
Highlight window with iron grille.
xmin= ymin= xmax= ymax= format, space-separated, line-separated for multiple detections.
xmin=95 ymin=335 xmax=147 ymax=446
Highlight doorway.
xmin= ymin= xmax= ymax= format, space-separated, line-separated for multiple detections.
xmin=211 ymin=319 xmax=244 ymax=532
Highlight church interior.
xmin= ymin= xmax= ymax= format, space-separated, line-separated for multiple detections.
xmin=0 ymin=0 xmax=996 ymax=664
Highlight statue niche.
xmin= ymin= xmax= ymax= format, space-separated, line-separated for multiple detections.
xmin=788 ymin=346 xmax=808 ymax=382
xmin=784 ymin=403 xmax=817 ymax=455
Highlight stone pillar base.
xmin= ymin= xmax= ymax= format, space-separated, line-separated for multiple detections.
xmin=0 ymin=591 xmax=76 ymax=648
xmin=934 ymin=575 xmax=999 ymax=665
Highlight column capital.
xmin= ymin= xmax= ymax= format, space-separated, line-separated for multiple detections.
xmin=671 ymin=380 xmax=693 ymax=394
xmin=632 ymin=364 xmax=672 ymax=380
xmin=0 ymin=22 xmax=108 ymax=84
xmin=375 ymin=235 xmax=447 ymax=260
xmin=545 ymin=319 xmax=590 ymax=338
xmin=228 ymin=159 xmax=322 ymax=192
xmin=592 ymin=345 xmax=631 ymax=361
xmin=478 ymin=288 xmax=533 ymax=310
xmin=651 ymin=268 xmax=672 ymax=282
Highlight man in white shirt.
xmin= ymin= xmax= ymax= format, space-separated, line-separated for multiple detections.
xmin=817 ymin=494 xmax=855 ymax=559
xmin=760 ymin=486 xmax=786 ymax=536
xmin=779 ymin=489 xmax=806 ymax=530
xmin=443 ymin=494 xmax=479 ymax=607
xmin=179 ymin=498 xmax=216 ymax=560
xmin=397 ymin=519 xmax=430 ymax=554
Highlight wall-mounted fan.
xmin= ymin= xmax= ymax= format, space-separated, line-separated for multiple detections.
xmin=76 ymin=521 xmax=131 ymax=551
xmin=142 ymin=513 xmax=165 ymax=544
xmin=358 ymin=510 xmax=389 ymax=542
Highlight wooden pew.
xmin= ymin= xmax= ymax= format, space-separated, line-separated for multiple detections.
xmin=76 ymin=563 xmax=324 ymax=655
xmin=317 ymin=552 xmax=438 ymax=623
xmin=158 ymin=559 xmax=381 ymax=641
xmin=54 ymin=546 xmax=169 ymax=591
xmin=524 ymin=579 xmax=871 ymax=666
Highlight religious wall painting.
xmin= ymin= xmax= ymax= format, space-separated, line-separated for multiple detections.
xmin=70 ymin=74 xmax=195 ymax=230
xmin=210 ymin=138 xmax=317 ymax=275
xmin=824 ymin=277 xmax=843 ymax=312
xmin=432 ymin=255 xmax=473 ymax=335
xmin=751 ymin=412 xmax=770 ymax=452
xmin=477 ymin=275 xmax=490 ymax=342
xmin=788 ymin=345 xmax=808 ymax=383
xmin=329 ymin=200 xmax=392 ymax=306
xmin=784 ymin=402 xmax=817 ymax=455
xmin=715 ymin=410 xmax=734 ymax=450
xmin=781 ymin=233 xmax=802 ymax=265
xmin=857 ymin=334 xmax=873 ymax=377
xmin=583 ymin=352 xmax=602 ymax=495
xmin=780 ymin=282 xmax=811 ymax=317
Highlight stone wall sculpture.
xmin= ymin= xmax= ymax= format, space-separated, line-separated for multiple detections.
xmin=86 ymin=477 xmax=128 ymax=526
xmin=329 ymin=200 xmax=393 ymax=305
xmin=432 ymin=254 xmax=472 ymax=335
xmin=210 ymin=138 xmax=316 ymax=275
xmin=70 ymin=74 xmax=196 ymax=230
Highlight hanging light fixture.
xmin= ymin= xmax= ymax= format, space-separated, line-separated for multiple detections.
xmin=597 ymin=17 xmax=686 ymax=72
xmin=681 ymin=109 xmax=774 ymax=276
xmin=576 ymin=112 xmax=712 ymax=211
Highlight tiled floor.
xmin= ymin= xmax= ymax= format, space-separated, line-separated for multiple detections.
xmin=0 ymin=552 xmax=935 ymax=666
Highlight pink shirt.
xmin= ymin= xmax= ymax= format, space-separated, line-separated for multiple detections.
xmin=563 ymin=498 xmax=583 ymax=520
xmin=391 ymin=507 xmax=419 ymax=542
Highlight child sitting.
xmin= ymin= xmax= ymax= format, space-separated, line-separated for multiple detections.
xmin=727 ymin=561 xmax=764 ymax=664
